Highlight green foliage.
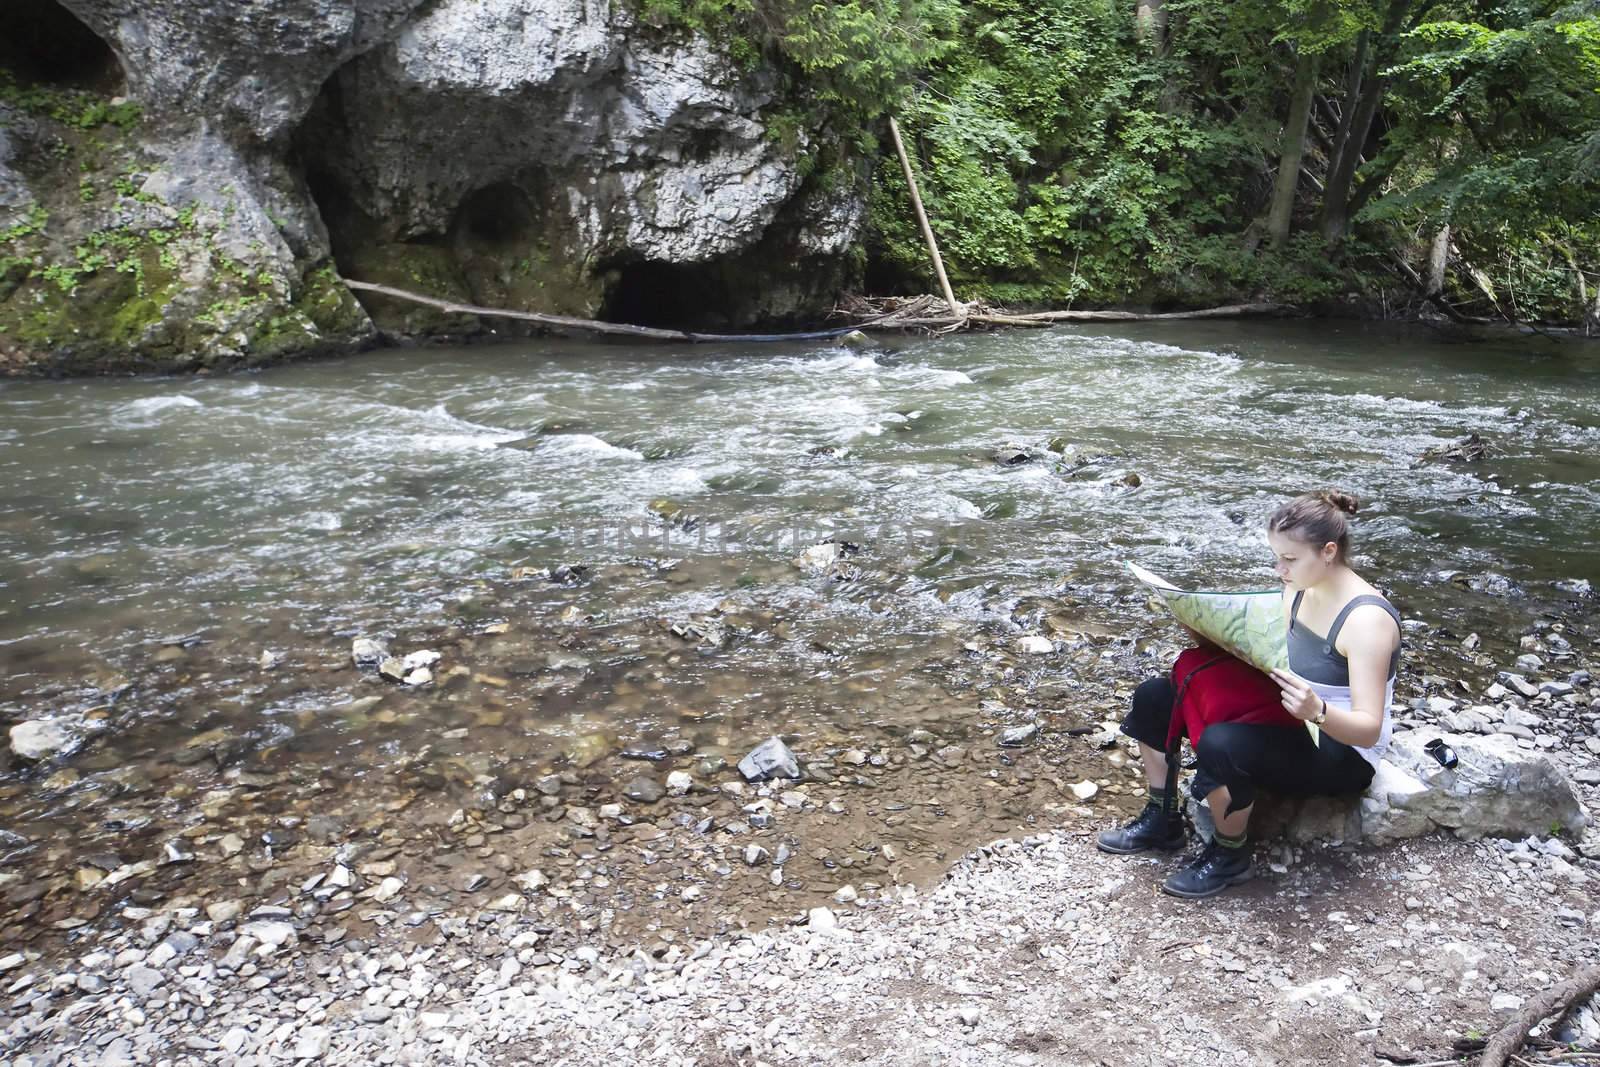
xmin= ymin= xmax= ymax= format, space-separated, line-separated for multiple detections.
xmin=0 ymin=70 xmax=142 ymax=129
xmin=633 ymin=0 xmax=960 ymax=118
xmin=848 ymin=0 xmax=1596 ymax=320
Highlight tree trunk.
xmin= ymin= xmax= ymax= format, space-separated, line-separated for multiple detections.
xmin=1320 ymin=73 xmax=1388 ymax=245
xmin=1425 ymin=224 xmax=1450 ymax=298
xmin=1267 ymin=50 xmax=1319 ymax=250
xmin=1136 ymin=0 xmax=1168 ymax=53
xmin=1321 ymin=0 xmax=1412 ymax=246
xmin=1325 ymin=30 xmax=1369 ymax=184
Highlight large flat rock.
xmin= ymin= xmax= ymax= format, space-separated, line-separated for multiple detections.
xmin=1199 ymin=728 xmax=1590 ymax=846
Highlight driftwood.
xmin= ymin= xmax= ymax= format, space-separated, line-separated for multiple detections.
xmin=342 ymin=279 xmax=872 ymax=344
xmin=837 ymin=293 xmax=1293 ymax=332
xmin=1479 ymin=965 xmax=1600 ymax=1067
xmin=343 ymin=277 xmax=1295 ymax=344
xmin=888 ymin=115 xmax=960 ymax=313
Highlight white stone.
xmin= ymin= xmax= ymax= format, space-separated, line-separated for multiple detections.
xmin=401 ymin=649 xmax=441 ymax=671
xmin=807 ymin=907 xmax=837 ymax=931
xmin=9 ymin=719 xmax=75 ymax=760
xmin=238 ymin=920 xmax=296 ymax=949
xmin=738 ymin=736 xmax=801 ymax=782
xmin=666 ymin=771 xmax=693 ymax=796
xmin=1016 ymin=636 xmax=1054 ymax=655
xmin=1070 ymin=781 xmax=1099 ymax=801
xmin=292 ymin=1026 xmax=330 ymax=1060
xmin=796 ymin=542 xmax=846 ymax=575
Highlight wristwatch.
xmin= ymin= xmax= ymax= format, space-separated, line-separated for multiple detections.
xmin=1312 ymin=698 xmax=1329 ymax=726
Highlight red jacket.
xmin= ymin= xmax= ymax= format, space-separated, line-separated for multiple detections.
xmin=1166 ymin=646 xmax=1302 ymax=750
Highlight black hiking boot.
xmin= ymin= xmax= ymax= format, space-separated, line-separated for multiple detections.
xmin=1096 ymin=804 xmax=1185 ymax=855
xmin=1160 ymin=839 xmax=1253 ymax=898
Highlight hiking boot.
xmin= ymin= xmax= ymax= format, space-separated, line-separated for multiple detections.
xmin=1160 ymin=839 xmax=1253 ymax=898
xmin=1096 ymin=805 xmax=1184 ymax=855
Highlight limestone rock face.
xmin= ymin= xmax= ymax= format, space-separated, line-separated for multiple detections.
xmin=60 ymin=0 xmax=429 ymax=142
xmin=1 ymin=0 xmax=866 ymax=373
xmin=314 ymin=0 xmax=796 ymax=255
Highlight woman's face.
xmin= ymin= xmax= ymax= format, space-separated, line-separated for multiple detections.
xmin=1267 ymin=530 xmax=1338 ymax=590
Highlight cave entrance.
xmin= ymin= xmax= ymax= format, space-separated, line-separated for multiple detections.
xmin=0 ymin=0 xmax=123 ymax=90
xmin=603 ymin=260 xmax=734 ymax=331
xmin=454 ymin=182 xmax=538 ymax=254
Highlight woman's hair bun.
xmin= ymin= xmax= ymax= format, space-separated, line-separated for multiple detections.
xmin=1314 ymin=489 xmax=1360 ymax=517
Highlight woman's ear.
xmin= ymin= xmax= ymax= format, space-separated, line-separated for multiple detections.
xmin=1322 ymin=541 xmax=1338 ymax=563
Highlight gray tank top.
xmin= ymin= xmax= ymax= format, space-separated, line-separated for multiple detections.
xmin=1288 ymin=591 xmax=1402 ymax=686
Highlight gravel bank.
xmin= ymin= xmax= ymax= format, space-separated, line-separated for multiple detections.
xmin=6 ymin=820 xmax=1597 ymax=1066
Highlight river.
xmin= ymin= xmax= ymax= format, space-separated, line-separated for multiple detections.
xmin=1 ymin=319 xmax=1596 ymax=947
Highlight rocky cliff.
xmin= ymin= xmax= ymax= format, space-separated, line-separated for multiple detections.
xmin=0 ymin=0 xmax=866 ymax=374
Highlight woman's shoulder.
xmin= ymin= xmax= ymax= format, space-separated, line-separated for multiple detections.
xmin=1340 ymin=597 xmax=1402 ymax=653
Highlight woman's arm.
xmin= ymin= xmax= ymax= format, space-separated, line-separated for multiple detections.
xmin=1269 ymin=604 xmax=1396 ymax=746
xmin=1327 ymin=605 xmax=1400 ymax=749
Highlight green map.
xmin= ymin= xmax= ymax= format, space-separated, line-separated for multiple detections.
xmin=1127 ymin=562 xmax=1317 ymax=741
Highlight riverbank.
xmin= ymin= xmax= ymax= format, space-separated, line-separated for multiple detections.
xmin=3 ymin=593 xmax=1598 ymax=1064
xmin=4 ymin=814 xmax=1597 ymax=1065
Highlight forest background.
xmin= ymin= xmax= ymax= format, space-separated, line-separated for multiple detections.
xmin=644 ymin=0 xmax=1600 ymax=328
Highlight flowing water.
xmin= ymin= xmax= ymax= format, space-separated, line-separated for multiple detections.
xmin=1 ymin=319 xmax=1596 ymax=946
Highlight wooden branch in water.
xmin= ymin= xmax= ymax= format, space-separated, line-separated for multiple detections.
xmin=1012 ymin=302 xmax=1291 ymax=322
xmin=341 ymin=279 xmax=869 ymax=344
xmin=344 ymin=276 xmax=1296 ymax=345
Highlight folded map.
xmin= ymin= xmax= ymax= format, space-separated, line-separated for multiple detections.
xmin=1127 ymin=562 xmax=1317 ymax=741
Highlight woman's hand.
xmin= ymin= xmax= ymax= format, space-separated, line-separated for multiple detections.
xmin=1269 ymin=667 xmax=1324 ymax=722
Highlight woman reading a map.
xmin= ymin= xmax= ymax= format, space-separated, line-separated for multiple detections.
xmin=1098 ymin=490 xmax=1403 ymax=899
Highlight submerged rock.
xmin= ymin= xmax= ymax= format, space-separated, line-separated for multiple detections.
xmin=998 ymin=724 xmax=1039 ymax=747
xmin=351 ymin=637 xmax=389 ymax=668
xmin=738 ymin=736 xmax=801 ymax=782
xmin=9 ymin=720 xmax=76 ymax=761
xmin=623 ymin=776 xmax=665 ymax=804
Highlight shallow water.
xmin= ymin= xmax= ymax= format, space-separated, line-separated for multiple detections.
xmin=1 ymin=319 xmax=1596 ymax=940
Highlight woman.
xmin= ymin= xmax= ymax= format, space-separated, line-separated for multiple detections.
xmin=1097 ymin=490 xmax=1403 ymax=899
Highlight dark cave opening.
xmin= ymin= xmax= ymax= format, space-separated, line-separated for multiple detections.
xmin=453 ymin=182 xmax=538 ymax=252
xmin=0 ymin=0 xmax=122 ymax=89
xmin=602 ymin=260 xmax=734 ymax=331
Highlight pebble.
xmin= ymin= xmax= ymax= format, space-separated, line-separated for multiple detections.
xmin=292 ymin=1026 xmax=331 ymax=1060
xmin=623 ymin=776 xmax=665 ymax=803
xmin=999 ymin=724 xmax=1039 ymax=746
xmin=125 ymin=965 xmax=164 ymax=998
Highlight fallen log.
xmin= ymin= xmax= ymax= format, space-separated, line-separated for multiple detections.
xmin=343 ymin=277 xmax=1297 ymax=344
xmin=1012 ymin=302 xmax=1291 ymax=322
xmin=1478 ymin=965 xmax=1600 ymax=1067
xmin=341 ymin=279 xmax=871 ymax=344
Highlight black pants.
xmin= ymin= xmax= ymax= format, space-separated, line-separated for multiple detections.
xmin=1122 ymin=676 xmax=1376 ymax=815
